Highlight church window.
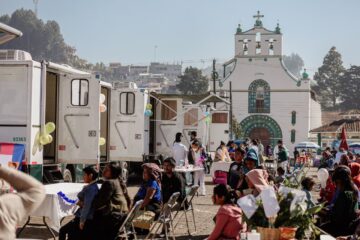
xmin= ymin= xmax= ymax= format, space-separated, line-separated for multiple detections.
xmin=243 ymin=39 xmax=249 ymax=55
xmin=268 ymin=38 xmax=274 ymax=55
xmin=248 ymin=79 xmax=270 ymax=113
xmin=255 ymin=33 xmax=261 ymax=54
xmin=291 ymin=129 xmax=296 ymax=143
xmin=291 ymin=111 xmax=296 ymax=125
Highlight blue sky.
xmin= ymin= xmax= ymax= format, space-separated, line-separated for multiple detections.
xmin=0 ymin=0 xmax=359 ymax=74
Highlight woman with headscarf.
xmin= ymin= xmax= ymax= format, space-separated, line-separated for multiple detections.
xmin=350 ymin=162 xmax=360 ymax=189
xmin=322 ymin=166 xmax=359 ymax=237
xmin=245 ymin=169 xmax=270 ymax=196
xmin=134 ymin=163 xmax=162 ymax=216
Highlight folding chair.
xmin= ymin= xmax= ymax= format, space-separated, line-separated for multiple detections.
xmin=146 ymin=192 xmax=180 ymax=240
xmin=173 ymin=185 xmax=199 ymax=235
xmin=116 ymin=200 xmax=143 ymax=240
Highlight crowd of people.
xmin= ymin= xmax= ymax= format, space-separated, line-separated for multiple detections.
xmin=2 ymin=133 xmax=360 ymax=239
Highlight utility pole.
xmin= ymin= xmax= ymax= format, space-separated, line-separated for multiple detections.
xmin=33 ymin=0 xmax=39 ymax=17
xmin=212 ymin=58 xmax=218 ymax=107
xmin=229 ymin=81 xmax=233 ymax=139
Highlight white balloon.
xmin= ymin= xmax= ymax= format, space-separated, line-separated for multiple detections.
xmin=99 ymin=94 xmax=106 ymax=104
xmin=317 ymin=168 xmax=329 ymax=188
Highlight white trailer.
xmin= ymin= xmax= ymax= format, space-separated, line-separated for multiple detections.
xmin=0 ymin=22 xmax=231 ymax=181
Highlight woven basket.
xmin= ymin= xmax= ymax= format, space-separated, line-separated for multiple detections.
xmin=257 ymin=227 xmax=280 ymax=240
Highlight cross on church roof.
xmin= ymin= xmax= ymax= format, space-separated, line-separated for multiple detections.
xmin=253 ymin=10 xmax=264 ymax=27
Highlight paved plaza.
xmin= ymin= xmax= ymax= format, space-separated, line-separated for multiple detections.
xmin=19 ymin=168 xmax=320 ymax=240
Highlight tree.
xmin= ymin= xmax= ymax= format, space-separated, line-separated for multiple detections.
xmin=0 ymin=9 xmax=89 ymax=66
xmin=313 ymin=47 xmax=345 ymax=109
xmin=283 ymin=53 xmax=304 ymax=78
xmin=339 ymin=65 xmax=360 ymax=110
xmin=231 ymin=115 xmax=242 ymax=139
xmin=177 ymin=67 xmax=209 ymax=94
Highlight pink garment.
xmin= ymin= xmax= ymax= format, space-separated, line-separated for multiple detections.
xmin=207 ymin=204 xmax=244 ymax=240
xmin=246 ymin=169 xmax=269 ymax=193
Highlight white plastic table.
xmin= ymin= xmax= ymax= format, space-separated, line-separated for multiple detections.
xmin=210 ymin=161 xmax=233 ymax=178
xmin=18 ymin=183 xmax=86 ymax=239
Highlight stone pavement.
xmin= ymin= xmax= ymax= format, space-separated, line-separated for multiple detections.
xmin=18 ymin=176 xmax=218 ymax=240
xmin=18 ymin=167 xmax=321 ymax=239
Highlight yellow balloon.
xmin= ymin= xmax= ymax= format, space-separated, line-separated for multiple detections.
xmin=45 ymin=122 xmax=56 ymax=134
xmin=99 ymin=137 xmax=106 ymax=146
xmin=146 ymin=103 xmax=152 ymax=110
xmin=99 ymin=104 xmax=107 ymax=113
xmin=40 ymin=134 xmax=51 ymax=145
xmin=47 ymin=135 xmax=53 ymax=144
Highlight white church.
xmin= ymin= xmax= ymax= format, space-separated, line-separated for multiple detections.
xmin=216 ymin=11 xmax=322 ymax=151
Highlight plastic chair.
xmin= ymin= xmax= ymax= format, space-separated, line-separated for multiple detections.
xmin=173 ymin=185 xmax=199 ymax=235
xmin=116 ymin=200 xmax=144 ymax=240
xmin=145 ymin=192 xmax=180 ymax=240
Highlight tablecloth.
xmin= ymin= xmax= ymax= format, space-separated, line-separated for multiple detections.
xmin=30 ymin=183 xmax=86 ymax=232
xmin=210 ymin=161 xmax=233 ymax=178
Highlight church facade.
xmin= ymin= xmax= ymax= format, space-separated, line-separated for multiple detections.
xmin=216 ymin=12 xmax=322 ymax=152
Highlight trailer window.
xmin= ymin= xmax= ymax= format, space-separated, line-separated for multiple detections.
xmin=161 ymin=100 xmax=177 ymax=120
xmin=71 ymin=79 xmax=89 ymax=106
xmin=212 ymin=113 xmax=228 ymax=123
xmin=184 ymin=108 xmax=198 ymax=126
xmin=120 ymin=92 xmax=135 ymax=115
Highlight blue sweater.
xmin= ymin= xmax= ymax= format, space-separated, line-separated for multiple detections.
xmin=75 ymin=182 xmax=99 ymax=223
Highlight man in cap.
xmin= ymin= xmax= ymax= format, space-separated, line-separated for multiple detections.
xmin=161 ymin=157 xmax=186 ymax=205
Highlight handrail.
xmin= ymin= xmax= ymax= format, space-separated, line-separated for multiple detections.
xmin=115 ymin=120 xmax=135 ymax=149
xmin=64 ymin=114 xmax=90 ymax=149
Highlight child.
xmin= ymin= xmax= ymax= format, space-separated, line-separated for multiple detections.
xmin=301 ymin=177 xmax=316 ymax=209
xmin=207 ymin=184 xmax=244 ymax=240
xmin=275 ymin=167 xmax=285 ymax=186
xmin=59 ymin=166 xmax=99 ymax=240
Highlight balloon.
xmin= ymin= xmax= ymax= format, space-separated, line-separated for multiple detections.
xmin=99 ymin=94 xmax=106 ymax=104
xmin=145 ymin=109 xmax=153 ymax=117
xmin=146 ymin=103 xmax=152 ymax=110
xmin=39 ymin=134 xmax=51 ymax=145
xmin=47 ymin=135 xmax=53 ymax=144
xmin=205 ymin=111 xmax=210 ymax=117
xmin=99 ymin=137 xmax=106 ymax=146
xmin=100 ymin=104 xmax=107 ymax=113
xmin=317 ymin=168 xmax=329 ymax=188
xmin=205 ymin=116 xmax=211 ymax=123
xmin=45 ymin=122 xmax=56 ymax=134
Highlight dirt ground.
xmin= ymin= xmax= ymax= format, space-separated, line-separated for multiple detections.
xmin=17 ymin=168 xmax=321 ymax=240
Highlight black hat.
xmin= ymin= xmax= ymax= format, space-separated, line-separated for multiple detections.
xmin=164 ymin=157 xmax=176 ymax=167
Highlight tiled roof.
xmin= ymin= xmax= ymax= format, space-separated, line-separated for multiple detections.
xmin=339 ymin=109 xmax=360 ymax=115
xmin=310 ymin=119 xmax=360 ymax=133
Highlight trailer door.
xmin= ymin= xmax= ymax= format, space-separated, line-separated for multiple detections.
xmin=109 ymin=89 xmax=146 ymax=162
xmin=58 ymin=75 xmax=100 ymax=164
xmin=209 ymin=111 xmax=229 ymax=152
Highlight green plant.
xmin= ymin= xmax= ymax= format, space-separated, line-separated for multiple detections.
xmin=243 ymin=192 xmax=324 ymax=239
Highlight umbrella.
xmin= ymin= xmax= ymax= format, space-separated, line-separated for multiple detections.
xmin=295 ymin=141 xmax=320 ymax=149
xmin=349 ymin=142 xmax=360 ymax=148
xmin=339 ymin=126 xmax=349 ymax=151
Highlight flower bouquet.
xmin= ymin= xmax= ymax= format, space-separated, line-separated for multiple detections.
xmin=238 ymin=187 xmax=324 ymax=240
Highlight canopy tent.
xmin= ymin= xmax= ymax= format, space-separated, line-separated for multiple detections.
xmin=295 ymin=141 xmax=320 ymax=149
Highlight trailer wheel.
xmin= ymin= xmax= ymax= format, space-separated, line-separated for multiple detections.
xmin=63 ymin=169 xmax=73 ymax=182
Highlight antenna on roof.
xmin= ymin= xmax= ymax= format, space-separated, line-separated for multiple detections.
xmin=33 ymin=0 xmax=39 ymax=17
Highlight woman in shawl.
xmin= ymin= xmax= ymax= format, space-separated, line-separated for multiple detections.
xmin=245 ymin=169 xmax=270 ymax=196
xmin=134 ymin=163 xmax=162 ymax=216
xmin=350 ymin=162 xmax=360 ymax=188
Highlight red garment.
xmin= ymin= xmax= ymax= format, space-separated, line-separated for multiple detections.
xmin=339 ymin=127 xmax=349 ymax=151
xmin=350 ymin=163 xmax=360 ymax=188
xmin=208 ymin=204 xmax=244 ymax=240
xmin=320 ymin=177 xmax=336 ymax=204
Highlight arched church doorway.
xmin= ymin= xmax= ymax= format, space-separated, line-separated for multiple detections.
xmin=239 ymin=115 xmax=282 ymax=147
xmin=249 ymin=127 xmax=271 ymax=147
